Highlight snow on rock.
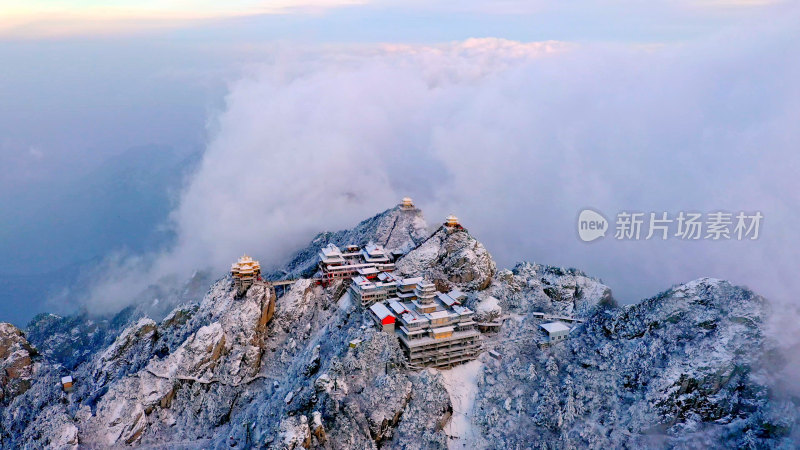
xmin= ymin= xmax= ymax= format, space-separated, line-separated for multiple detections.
xmin=396 ymin=226 xmax=496 ymax=291
xmin=472 ymin=278 xmax=795 ymax=448
xmin=311 ymin=410 xmax=326 ymax=443
xmin=278 ymin=278 xmax=319 ymax=320
xmin=488 ymin=262 xmax=615 ymax=318
xmin=390 ymin=368 xmax=452 ymax=449
xmin=474 ymin=296 xmax=502 ymax=322
xmin=48 ymin=422 xmax=80 ymax=449
xmin=440 ymin=359 xmax=488 ymax=449
xmin=79 ymin=278 xmax=277 ymax=446
xmin=3 ymin=205 xmax=798 ymax=448
xmin=91 ymin=317 xmax=157 ymax=388
xmin=278 ymin=415 xmax=311 ymax=448
xmin=240 ymin=320 xmax=452 ymax=449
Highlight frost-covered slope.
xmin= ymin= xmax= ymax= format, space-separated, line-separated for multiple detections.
xmin=23 ymin=269 xmax=214 ymax=372
xmin=0 ymin=323 xmax=36 ymax=403
xmin=489 ymin=262 xmax=615 ymax=318
xmin=473 ymin=278 xmax=797 ymax=448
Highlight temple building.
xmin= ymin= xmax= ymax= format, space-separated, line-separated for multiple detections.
xmin=350 ymin=275 xmax=394 ymax=306
xmin=401 ymin=197 xmax=415 ymax=210
xmin=412 ymin=281 xmax=437 ymax=313
xmin=369 ymin=303 xmax=396 ymax=332
xmin=444 ymin=214 xmax=467 ymax=233
xmin=445 ymin=214 xmax=459 ymax=227
xmin=317 ymin=242 xmax=396 ymax=284
xmin=231 ymin=254 xmax=261 ymax=296
xmin=361 ymin=243 xmax=391 ymax=264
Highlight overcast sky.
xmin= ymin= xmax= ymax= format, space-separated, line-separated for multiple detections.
xmin=1 ymin=1 xmax=798 ymax=332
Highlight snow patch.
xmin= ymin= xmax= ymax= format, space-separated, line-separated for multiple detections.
xmin=476 ymin=296 xmax=501 ymax=315
xmin=440 ymin=359 xmax=487 ymax=449
xmin=337 ymin=291 xmax=352 ymax=311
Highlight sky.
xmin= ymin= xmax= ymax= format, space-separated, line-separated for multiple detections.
xmin=0 ymin=0 xmax=798 ymax=343
xmin=0 ymin=0 xmax=790 ymax=41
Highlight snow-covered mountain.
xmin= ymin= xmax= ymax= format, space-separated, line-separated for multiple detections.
xmin=1 ymin=204 xmax=797 ymax=448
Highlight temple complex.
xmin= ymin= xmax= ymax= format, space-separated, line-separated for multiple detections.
xmin=367 ymin=277 xmax=480 ymax=369
xmin=315 ymin=208 xmax=480 ymax=369
xmin=317 ymin=242 xmax=396 ymax=284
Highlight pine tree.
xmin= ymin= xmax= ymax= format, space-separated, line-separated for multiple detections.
xmin=546 ymin=356 xmax=559 ymax=377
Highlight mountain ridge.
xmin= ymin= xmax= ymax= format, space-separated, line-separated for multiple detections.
xmin=1 ymin=204 xmax=796 ymax=448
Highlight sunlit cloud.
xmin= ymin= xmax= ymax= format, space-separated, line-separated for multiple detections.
xmin=1 ymin=0 xmax=790 ymax=39
xmin=0 ymin=0 xmax=366 ymax=38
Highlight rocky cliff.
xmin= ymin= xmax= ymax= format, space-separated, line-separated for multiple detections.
xmin=0 ymin=323 xmax=36 ymax=403
xmin=472 ymin=277 xmax=797 ymax=448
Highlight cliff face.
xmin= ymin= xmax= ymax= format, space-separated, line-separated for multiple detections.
xmin=1 ymin=206 xmax=797 ymax=449
xmin=0 ymin=323 xmax=36 ymax=402
xmin=489 ymin=262 xmax=615 ymax=318
xmin=80 ymin=281 xmax=276 ymax=446
xmin=0 ymin=322 xmax=80 ymax=448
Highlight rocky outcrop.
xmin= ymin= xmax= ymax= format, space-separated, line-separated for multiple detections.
xmin=396 ymin=226 xmax=496 ymax=291
xmin=78 ymin=279 xmax=276 ymax=446
xmin=91 ymin=317 xmax=158 ymax=389
xmin=211 ymin=289 xmax=454 ymax=449
xmin=23 ymin=270 xmax=215 ymax=375
xmin=0 ymin=323 xmax=36 ymax=402
xmin=0 ymin=327 xmax=78 ymax=448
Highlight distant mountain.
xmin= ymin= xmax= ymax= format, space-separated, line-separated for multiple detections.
xmin=0 ymin=204 xmax=796 ymax=448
